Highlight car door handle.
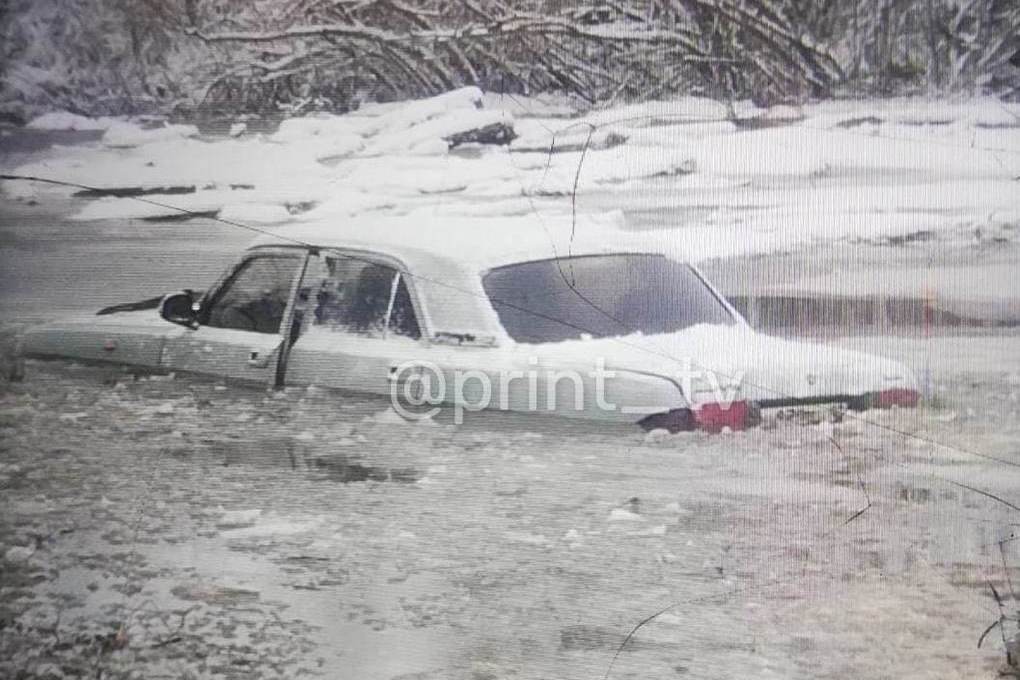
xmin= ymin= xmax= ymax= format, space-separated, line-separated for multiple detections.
xmin=247 ymin=350 xmax=272 ymax=368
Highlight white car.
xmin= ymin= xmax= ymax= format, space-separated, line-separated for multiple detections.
xmin=15 ymin=214 xmax=920 ymax=431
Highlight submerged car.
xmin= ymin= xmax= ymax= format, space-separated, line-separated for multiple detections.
xmin=15 ymin=215 xmax=920 ymax=431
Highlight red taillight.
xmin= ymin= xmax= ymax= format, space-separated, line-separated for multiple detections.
xmin=639 ymin=401 xmax=753 ymax=434
xmin=877 ymin=388 xmax=920 ymax=408
xmin=694 ymin=401 xmax=751 ymax=433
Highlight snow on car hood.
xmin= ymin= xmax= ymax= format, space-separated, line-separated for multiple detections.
xmin=527 ymin=323 xmax=917 ymax=405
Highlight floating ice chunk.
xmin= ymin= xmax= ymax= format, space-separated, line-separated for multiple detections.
xmin=216 ymin=507 xmax=262 ymax=529
xmin=219 ymin=203 xmax=292 ymax=224
xmin=26 ymin=111 xmax=116 ymax=131
xmin=504 ymin=531 xmax=549 ymax=546
xmin=370 ymin=86 xmax=484 ymax=135
xmin=71 ymin=189 xmax=242 ymax=221
xmin=222 ymin=517 xmax=318 ymax=538
xmin=370 ymin=408 xmax=410 ymax=425
xmin=26 ymin=111 xmax=114 ymax=130
xmin=296 ymin=190 xmax=395 ymax=221
xmin=312 ymin=133 xmax=364 ymax=160
xmin=643 ymin=428 xmax=671 ymax=444
xmin=638 ymin=525 xmax=668 ymax=536
xmin=4 ymin=545 xmax=35 ymax=562
xmin=608 ymin=508 xmax=644 ymax=522
xmin=271 ymin=114 xmax=365 ymax=143
xmin=367 ymin=406 xmax=439 ymax=426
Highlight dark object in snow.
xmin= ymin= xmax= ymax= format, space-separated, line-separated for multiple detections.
xmin=836 ymin=116 xmax=883 ymax=128
xmin=511 ymin=130 xmax=628 ymax=154
xmin=445 ymin=122 xmax=516 ymax=148
xmin=73 ymin=185 xmax=196 ymax=198
xmin=733 ymin=111 xmax=806 ymax=130
xmin=140 ymin=210 xmax=220 ymax=223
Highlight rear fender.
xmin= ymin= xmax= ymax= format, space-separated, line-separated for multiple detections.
xmin=598 ymin=368 xmax=690 ymax=424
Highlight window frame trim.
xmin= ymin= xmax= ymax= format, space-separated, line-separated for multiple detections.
xmin=197 ymin=246 xmax=308 ymax=331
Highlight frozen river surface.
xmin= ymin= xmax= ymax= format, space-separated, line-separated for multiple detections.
xmin=2 ymin=338 xmax=1019 ymax=679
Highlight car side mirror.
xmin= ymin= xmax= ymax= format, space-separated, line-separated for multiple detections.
xmin=160 ymin=291 xmax=199 ymax=329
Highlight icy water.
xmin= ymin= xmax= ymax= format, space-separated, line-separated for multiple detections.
xmin=0 ymin=198 xmax=251 ymax=323
xmin=2 ymin=347 xmax=1020 ymax=679
xmin=3 ymin=132 xmax=1020 ymax=678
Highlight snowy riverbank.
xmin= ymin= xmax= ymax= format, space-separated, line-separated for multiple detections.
xmin=5 ymin=89 xmax=1019 ymax=264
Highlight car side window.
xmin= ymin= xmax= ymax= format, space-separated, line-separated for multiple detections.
xmin=298 ymin=253 xmax=421 ymax=340
xmin=203 ymin=255 xmax=300 ymax=334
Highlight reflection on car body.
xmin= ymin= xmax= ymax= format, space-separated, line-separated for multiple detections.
xmin=16 ymin=215 xmax=920 ymax=431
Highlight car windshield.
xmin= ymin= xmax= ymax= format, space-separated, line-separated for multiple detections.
xmin=482 ymin=254 xmax=736 ymax=343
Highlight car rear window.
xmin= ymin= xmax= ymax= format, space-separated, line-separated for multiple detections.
xmin=482 ymin=254 xmax=735 ymax=343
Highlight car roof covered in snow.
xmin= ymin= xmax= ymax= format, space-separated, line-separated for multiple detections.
xmin=246 ymin=211 xmax=670 ymax=272
xmin=246 ymin=211 xmax=678 ymax=341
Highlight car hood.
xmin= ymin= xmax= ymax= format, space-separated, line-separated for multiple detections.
xmin=526 ymin=324 xmax=917 ymax=406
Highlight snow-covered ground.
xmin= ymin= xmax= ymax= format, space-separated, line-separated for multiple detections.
xmin=6 ymin=89 xmax=1020 ymax=263
xmin=1 ymin=333 xmax=1019 ymax=679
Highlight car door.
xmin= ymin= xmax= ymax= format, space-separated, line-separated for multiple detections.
xmin=284 ymin=249 xmax=428 ymax=397
xmin=160 ymin=248 xmax=307 ymax=385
